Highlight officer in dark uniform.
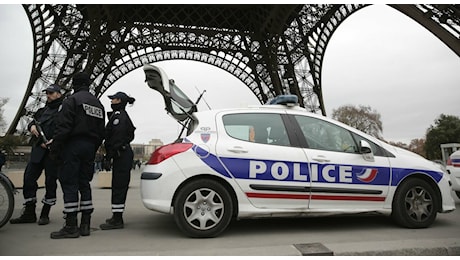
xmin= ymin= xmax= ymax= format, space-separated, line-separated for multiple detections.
xmin=10 ymin=84 xmax=63 ymax=225
xmin=100 ymin=91 xmax=136 ymax=230
xmin=49 ymin=72 xmax=105 ymax=239
xmin=0 ymin=150 xmax=5 ymax=171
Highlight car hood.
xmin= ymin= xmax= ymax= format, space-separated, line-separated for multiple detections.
xmin=382 ymin=142 xmax=445 ymax=172
xmin=388 ymin=145 xmax=424 ymax=159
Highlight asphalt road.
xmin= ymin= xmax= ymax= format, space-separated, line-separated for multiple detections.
xmin=1 ymin=167 xmax=459 ymax=256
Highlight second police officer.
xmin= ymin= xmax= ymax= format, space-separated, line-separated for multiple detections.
xmin=10 ymin=84 xmax=63 ymax=225
xmin=100 ymin=91 xmax=136 ymax=230
xmin=49 ymin=72 xmax=105 ymax=239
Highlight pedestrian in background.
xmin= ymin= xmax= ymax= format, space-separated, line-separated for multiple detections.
xmin=0 ymin=150 xmax=5 ymax=171
xmin=100 ymin=91 xmax=136 ymax=230
xmin=94 ymin=148 xmax=104 ymax=172
xmin=10 ymin=84 xmax=63 ymax=225
xmin=49 ymin=72 xmax=105 ymax=238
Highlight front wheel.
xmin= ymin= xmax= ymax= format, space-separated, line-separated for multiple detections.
xmin=0 ymin=177 xmax=15 ymax=228
xmin=173 ymin=179 xmax=233 ymax=238
xmin=391 ymin=178 xmax=438 ymax=228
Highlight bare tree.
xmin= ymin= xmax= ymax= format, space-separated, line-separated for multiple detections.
xmin=408 ymin=138 xmax=426 ymax=157
xmin=0 ymin=98 xmax=9 ymax=133
xmin=332 ymin=104 xmax=383 ymax=139
xmin=388 ymin=139 xmax=426 ymax=157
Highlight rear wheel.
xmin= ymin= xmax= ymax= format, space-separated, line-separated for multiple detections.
xmin=391 ymin=178 xmax=438 ymax=228
xmin=173 ymin=179 xmax=233 ymax=238
xmin=0 ymin=178 xmax=15 ymax=228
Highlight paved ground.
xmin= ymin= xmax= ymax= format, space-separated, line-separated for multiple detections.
xmin=1 ymin=166 xmax=459 ymax=256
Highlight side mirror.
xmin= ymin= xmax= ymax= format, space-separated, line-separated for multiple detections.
xmin=360 ymin=140 xmax=374 ymax=162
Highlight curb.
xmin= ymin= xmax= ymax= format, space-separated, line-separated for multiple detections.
xmin=323 ymin=239 xmax=460 ymax=256
xmin=335 ymin=246 xmax=460 ymax=256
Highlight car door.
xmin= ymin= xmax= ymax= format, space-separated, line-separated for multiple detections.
xmin=291 ymin=114 xmax=392 ymax=210
xmin=214 ymin=110 xmax=312 ymax=209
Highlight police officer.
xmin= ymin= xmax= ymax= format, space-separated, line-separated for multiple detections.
xmin=0 ymin=150 xmax=5 ymax=171
xmin=49 ymin=72 xmax=105 ymax=239
xmin=100 ymin=91 xmax=136 ymax=230
xmin=10 ymin=84 xmax=63 ymax=225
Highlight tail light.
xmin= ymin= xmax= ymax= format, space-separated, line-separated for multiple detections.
xmin=447 ymin=158 xmax=460 ymax=167
xmin=147 ymin=143 xmax=193 ymax=165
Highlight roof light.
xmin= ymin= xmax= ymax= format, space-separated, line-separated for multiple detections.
xmin=267 ymin=95 xmax=298 ymax=105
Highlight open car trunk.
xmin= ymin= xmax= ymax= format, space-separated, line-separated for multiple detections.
xmin=143 ymin=64 xmax=199 ymax=140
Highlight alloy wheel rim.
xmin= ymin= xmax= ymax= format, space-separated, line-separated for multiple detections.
xmin=404 ymin=185 xmax=433 ymax=222
xmin=183 ymin=188 xmax=224 ymax=230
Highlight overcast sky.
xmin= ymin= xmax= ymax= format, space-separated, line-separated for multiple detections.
xmin=1 ymin=4 xmax=459 ymax=145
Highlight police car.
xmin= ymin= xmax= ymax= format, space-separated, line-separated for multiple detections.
xmin=140 ymin=64 xmax=456 ymax=238
xmin=446 ymin=150 xmax=460 ymax=199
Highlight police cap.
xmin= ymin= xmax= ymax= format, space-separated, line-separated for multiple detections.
xmin=108 ymin=91 xmax=129 ymax=101
xmin=43 ymin=84 xmax=62 ymax=93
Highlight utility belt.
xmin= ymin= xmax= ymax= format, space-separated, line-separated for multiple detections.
xmin=109 ymin=144 xmax=131 ymax=158
xmin=68 ymin=135 xmax=98 ymax=145
xmin=104 ymin=144 xmax=131 ymax=171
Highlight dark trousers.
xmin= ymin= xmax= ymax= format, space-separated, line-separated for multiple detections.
xmin=23 ymin=155 xmax=58 ymax=205
xmin=111 ymin=146 xmax=133 ymax=213
xmin=58 ymin=139 xmax=96 ymax=214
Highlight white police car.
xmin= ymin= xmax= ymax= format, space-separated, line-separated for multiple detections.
xmin=140 ymin=64 xmax=456 ymax=238
xmin=446 ymin=150 xmax=460 ymax=199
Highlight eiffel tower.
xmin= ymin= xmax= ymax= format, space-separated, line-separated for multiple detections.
xmin=6 ymin=4 xmax=460 ymax=135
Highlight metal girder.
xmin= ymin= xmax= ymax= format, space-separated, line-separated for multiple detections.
xmin=6 ymin=4 xmax=460 ymax=136
xmin=389 ymin=4 xmax=460 ymax=57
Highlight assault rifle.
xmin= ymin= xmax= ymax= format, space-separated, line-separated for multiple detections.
xmin=33 ymin=118 xmax=49 ymax=148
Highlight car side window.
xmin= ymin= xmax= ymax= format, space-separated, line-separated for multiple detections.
xmin=294 ymin=115 xmax=358 ymax=153
xmin=222 ymin=113 xmax=290 ymax=146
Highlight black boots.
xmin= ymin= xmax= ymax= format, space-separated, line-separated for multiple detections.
xmin=100 ymin=212 xmax=124 ymax=230
xmin=10 ymin=203 xmax=37 ymax=224
xmin=38 ymin=204 xmax=51 ymax=225
xmin=10 ymin=203 xmax=53 ymax=225
xmin=50 ymin=212 xmax=92 ymax=238
xmin=79 ymin=213 xmax=91 ymax=236
xmin=50 ymin=213 xmax=80 ymax=239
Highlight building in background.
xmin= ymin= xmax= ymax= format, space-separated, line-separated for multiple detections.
xmin=131 ymin=138 xmax=163 ymax=162
xmin=5 ymin=139 xmax=164 ymax=168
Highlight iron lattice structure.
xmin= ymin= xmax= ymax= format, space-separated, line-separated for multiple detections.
xmin=7 ymin=4 xmax=460 ymax=135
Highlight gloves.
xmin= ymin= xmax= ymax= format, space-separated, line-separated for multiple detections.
xmin=103 ymin=155 xmax=112 ymax=171
xmin=48 ymin=142 xmax=62 ymax=163
xmin=107 ymin=148 xmax=122 ymax=159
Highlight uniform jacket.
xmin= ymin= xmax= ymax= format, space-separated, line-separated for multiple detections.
xmin=52 ymin=89 xmax=105 ymax=153
xmin=29 ymin=97 xmax=63 ymax=163
xmin=104 ymin=109 xmax=136 ymax=158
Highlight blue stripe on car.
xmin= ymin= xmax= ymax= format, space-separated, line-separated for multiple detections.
xmin=192 ymin=145 xmax=443 ymax=185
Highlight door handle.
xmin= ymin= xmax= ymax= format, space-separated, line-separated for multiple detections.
xmin=227 ymin=146 xmax=248 ymax=153
xmin=312 ymin=156 xmax=330 ymax=162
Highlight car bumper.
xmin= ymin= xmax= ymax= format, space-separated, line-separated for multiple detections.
xmin=140 ymin=158 xmax=187 ymax=214
xmin=447 ymin=166 xmax=460 ymax=192
xmin=439 ymin=172 xmax=456 ymax=213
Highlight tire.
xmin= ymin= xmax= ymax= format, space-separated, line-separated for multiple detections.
xmin=456 ymin=191 xmax=460 ymax=200
xmin=0 ymin=178 xmax=15 ymax=228
xmin=391 ymin=178 xmax=438 ymax=228
xmin=173 ymin=179 xmax=233 ymax=238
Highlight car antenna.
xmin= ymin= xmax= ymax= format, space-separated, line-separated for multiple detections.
xmin=194 ymin=86 xmax=211 ymax=110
